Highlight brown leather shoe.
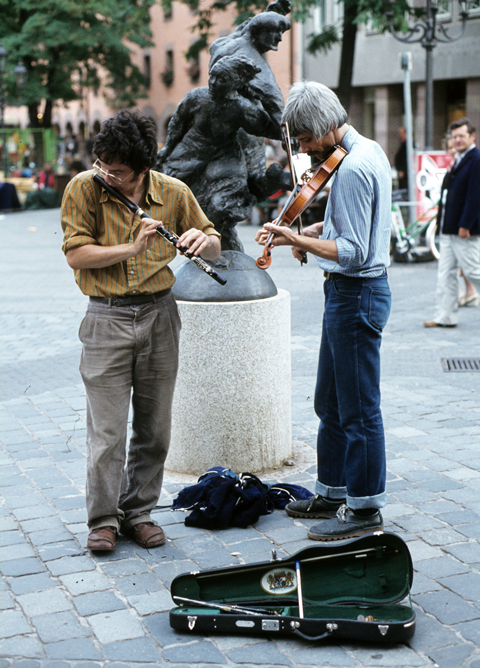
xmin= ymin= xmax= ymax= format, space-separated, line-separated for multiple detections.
xmin=423 ymin=321 xmax=457 ymax=328
xmin=87 ymin=526 xmax=117 ymax=552
xmin=124 ymin=522 xmax=165 ymax=548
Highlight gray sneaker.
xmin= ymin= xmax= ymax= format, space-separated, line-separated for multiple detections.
xmin=307 ymin=505 xmax=384 ymax=541
xmin=285 ymin=494 xmax=345 ymax=519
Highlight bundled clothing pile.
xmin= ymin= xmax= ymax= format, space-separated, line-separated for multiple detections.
xmin=169 ymin=466 xmax=313 ymax=529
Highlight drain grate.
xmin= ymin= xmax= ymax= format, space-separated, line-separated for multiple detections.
xmin=441 ymin=358 xmax=480 ymax=372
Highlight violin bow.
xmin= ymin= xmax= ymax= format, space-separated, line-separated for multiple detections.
xmin=255 ymin=124 xmax=307 ymax=270
xmin=281 ymin=123 xmax=307 ymax=266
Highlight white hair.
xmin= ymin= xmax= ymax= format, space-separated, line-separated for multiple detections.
xmin=282 ymin=81 xmax=348 ymax=139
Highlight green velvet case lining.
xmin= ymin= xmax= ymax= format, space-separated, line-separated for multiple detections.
xmin=172 ymin=533 xmax=413 ymax=610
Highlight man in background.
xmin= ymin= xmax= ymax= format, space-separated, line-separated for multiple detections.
xmin=394 ymin=127 xmax=408 ymax=192
xmin=424 ymin=118 xmax=480 ymax=327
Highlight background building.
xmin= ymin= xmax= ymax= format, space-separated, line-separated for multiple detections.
xmin=4 ymin=1 xmax=479 ymax=170
xmin=301 ymin=0 xmax=480 ymax=163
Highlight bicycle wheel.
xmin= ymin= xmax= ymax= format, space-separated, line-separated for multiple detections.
xmin=426 ymin=220 xmax=440 ymax=260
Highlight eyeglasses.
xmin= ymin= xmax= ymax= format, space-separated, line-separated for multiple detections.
xmin=93 ymin=159 xmax=134 ymax=185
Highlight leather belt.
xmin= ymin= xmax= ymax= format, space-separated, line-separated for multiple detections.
xmin=89 ymin=288 xmax=171 ymax=307
xmin=323 ymin=270 xmax=387 ymax=281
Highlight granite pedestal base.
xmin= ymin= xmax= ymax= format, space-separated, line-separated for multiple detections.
xmin=167 ymin=289 xmax=292 ymax=475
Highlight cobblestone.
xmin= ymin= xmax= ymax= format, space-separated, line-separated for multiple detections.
xmin=1 ymin=211 xmax=479 ymax=667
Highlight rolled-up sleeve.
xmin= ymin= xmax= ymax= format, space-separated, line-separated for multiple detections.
xmin=329 ymin=166 xmax=373 ymax=268
xmin=61 ymin=176 xmax=98 ymax=254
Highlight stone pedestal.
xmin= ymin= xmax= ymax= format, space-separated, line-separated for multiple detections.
xmin=167 ymin=289 xmax=291 ymax=475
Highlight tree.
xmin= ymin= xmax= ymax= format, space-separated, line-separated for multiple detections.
xmin=171 ymin=0 xmax=414 ymax=113
xmin=0 ymin=0 xmax=156 ymax=133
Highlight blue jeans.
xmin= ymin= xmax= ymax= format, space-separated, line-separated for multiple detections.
xmin=314 ymin=273 xmax=391 ymax=510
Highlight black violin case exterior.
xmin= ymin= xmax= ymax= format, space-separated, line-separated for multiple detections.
xmin=169 ymin=531 xmax=415 ymax=644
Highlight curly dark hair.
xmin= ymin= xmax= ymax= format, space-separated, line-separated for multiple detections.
xmin=93 ymin=110 xmax=158 ymax=173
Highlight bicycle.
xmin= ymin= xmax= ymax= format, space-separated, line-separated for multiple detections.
xmin=390 ymin=192 xmax=440 ymax=263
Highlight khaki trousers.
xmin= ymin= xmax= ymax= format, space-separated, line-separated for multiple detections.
xmin=79 ymin=293 xmax=181 ymax=531
xmin=434 ymin=234 xmax=480 ymax=325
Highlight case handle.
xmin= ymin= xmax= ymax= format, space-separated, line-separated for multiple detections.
xmin=290 ymin=622 xmax=337 ymax=642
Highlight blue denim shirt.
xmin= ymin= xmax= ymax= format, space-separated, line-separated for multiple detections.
xmin=317 ymin=126 xmax=392 ymax=278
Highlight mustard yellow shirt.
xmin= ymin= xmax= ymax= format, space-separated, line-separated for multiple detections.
xmin=61 ymin=169 xmax=220 ymax=296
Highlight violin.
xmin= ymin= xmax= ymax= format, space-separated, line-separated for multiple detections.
xmin=256 ymin=144 xmax=347 ymax=270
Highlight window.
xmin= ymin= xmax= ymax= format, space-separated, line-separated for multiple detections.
xmin=144 ymin=52 xmax=151 ymax=88
xmin=163 ymin=1 xmax=172 ymax=20
xmin=313 ymin=0 xmax=326 ymax=33
xmin=187 ymin=53 xmax=200 ymax=83
xmin=466 ymin=0 xmax=480 ymax=14
xmin=436 ymin=0 xmax=451 ymax=20
xmin=332 ymin=0 xmax=344 ymax=25
xmin=161 ymin=50 xmax=174 ymax=87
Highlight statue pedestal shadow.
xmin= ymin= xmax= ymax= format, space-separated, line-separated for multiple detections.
xmin=168 ymin=261 xmax=292 ymax=474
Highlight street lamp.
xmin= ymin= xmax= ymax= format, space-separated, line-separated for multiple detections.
xmin=384 ymin=0 xmax=470 ymax=150
xmin=13 ymin=60 xmax=28 ymax=92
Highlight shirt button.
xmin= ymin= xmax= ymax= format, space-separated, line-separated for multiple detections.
xmin=130 ymin=271 xmax=134 ymax=274
xmin=133 ymin=290 xmax=136 ymax=294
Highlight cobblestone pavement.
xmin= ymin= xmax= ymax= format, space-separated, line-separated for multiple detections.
xmin=1 ymin=209 xmax=479 ymax=668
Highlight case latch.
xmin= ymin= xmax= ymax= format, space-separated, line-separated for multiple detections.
xmin=262 ymin=619 xmax=280 ymax=632
xmin=187 ymin=615 xmax=197 ymax=630
xmin=378 ymin=624 xmax=389 ymax=636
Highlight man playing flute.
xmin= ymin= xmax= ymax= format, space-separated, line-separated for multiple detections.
xmin=61 ymin=110 xmax=220 ymax=552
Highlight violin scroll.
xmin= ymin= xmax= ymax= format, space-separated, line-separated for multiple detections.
xmin=256 ymin=245 xmax=273 ymax=269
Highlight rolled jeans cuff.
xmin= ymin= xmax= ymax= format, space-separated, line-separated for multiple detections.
xmin=315 ymin=480 xmax=347 ymax=500
xmin=315 ymin=480 xmax=387 ymax=510
xmin=347 ymin=491 xmax=387 ymax=510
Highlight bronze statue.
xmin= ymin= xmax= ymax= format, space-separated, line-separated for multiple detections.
xmin=158 ymin=9 xmax=292 ymax=251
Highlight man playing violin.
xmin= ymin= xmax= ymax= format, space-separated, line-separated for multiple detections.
xmin=256 ymin=81 xmax=392 ymax=541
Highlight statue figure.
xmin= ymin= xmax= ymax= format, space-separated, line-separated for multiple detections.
xmin=209 ymin=10 xmax=290 ymax=128
xmin=158 ymin=55 xmax=282 ymax=251
xmin=209 ymin=7 xmax=292 ymax=213
xmin=158 ymin=8 xmax=292 ymax=251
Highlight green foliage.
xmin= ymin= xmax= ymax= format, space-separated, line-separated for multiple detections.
xmin=180 ymin=0 xmax=271 ymax=60
xmin=303 ymin=0 xmax=416 ymax=55
xmin=306 ymin=25 xmax=340 ymax=55
xmin=185 ymin=35 xmax=210 ymax=62
xmin=0 ymin=0 xmax=156 ymax=125
xmin=173 ymin=0 xmax=415 ymax=59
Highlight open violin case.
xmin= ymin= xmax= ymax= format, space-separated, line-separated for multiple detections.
xmin=170 ymin=531 xmax=415 ymax=643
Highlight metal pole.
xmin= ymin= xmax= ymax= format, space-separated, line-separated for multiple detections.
xmin=0 ymin=73 xmax=5 ymax=178
xmin=401 ymin=52 xmax=416 ymax=227
xmin=423 ymin=0 xmax=435 ymax=150
xmin=424 ymin=45 xmax=434 ymax=150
